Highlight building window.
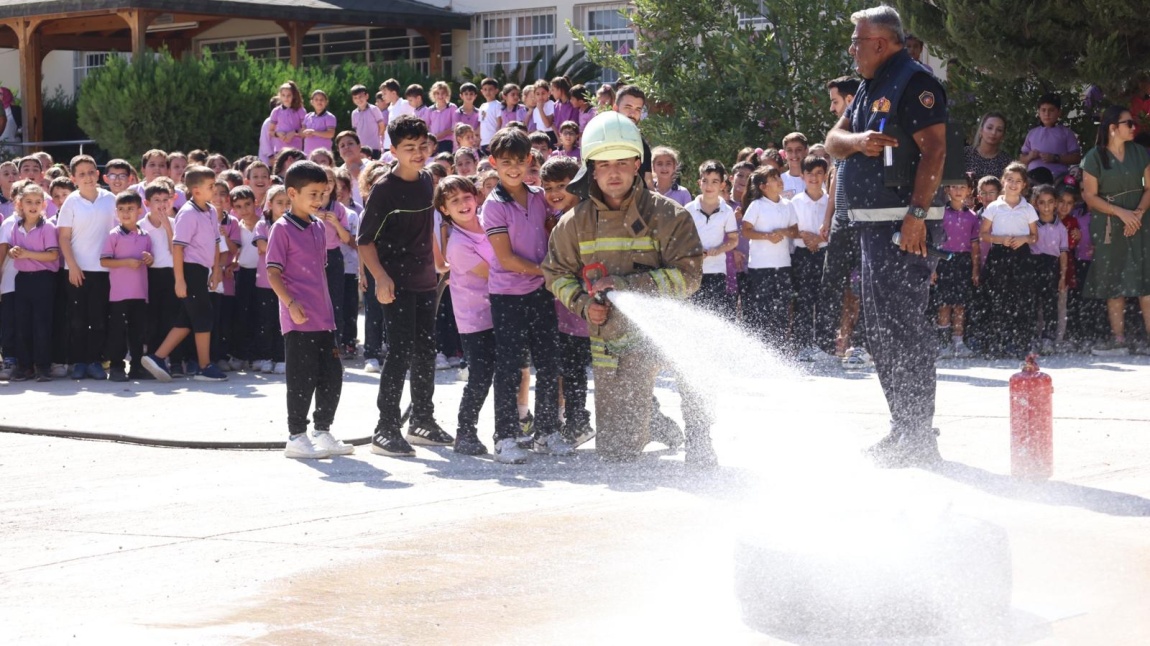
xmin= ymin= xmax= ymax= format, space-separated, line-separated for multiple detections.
xmin=471 ymin=9 xmax=556 ymax=80
xmin=737 ymin=1 xmax=773 ymax=30
xmin=74 ymin=51 xmax=127 ymax=93
xmin=575 ymin=3 xmax=634 ymax=86
xmin=200 ymin=28 xmax=452 ymax=76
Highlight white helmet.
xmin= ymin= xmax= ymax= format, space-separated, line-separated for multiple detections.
xmin=581 ymin=111 xmax=644 ymax=161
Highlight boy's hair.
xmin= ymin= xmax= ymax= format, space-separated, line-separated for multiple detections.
xmin=141 ymin=149 xmax=169 ymax=168
xmin=380 ymin=78 xmax=402 ymax=94
xmin=219 ymin=169 xmax=244 ymax=188
xmin=558 ymin=120 xmax=580 ymax=136
xmin=188 ymin=149 xmax=208 ymax=165
xmin=18 ymin=156 xmax=43 ymax=171
xmin=335 ymin=130 xmax=360 ymax=147
xmin=0 ymin=160 xmax=15 ymax=173
xmin=427 ymin=133 xmax=438 ymax=145
xmin=49 ymin=176 xmax=76 ymax=193
xmin=529 ymin=149 xmax=545 ymax=167
xmin=615 ymin=84 xmax=645 ymax=106
xmin=480 ymin=77 xmax=498 ymax=89
xmin=1037 ymin=92 xmax=1061 ymax=110
xmin=489 ymin=128 xmax=532 ymax=160
xmin=506 ymin=121 xmax=527 ymax=132
xmin=184 ymin=165 xmax=216 ymax=189
xmin=105 ymin=158 xmax=132 ymax=174
xmin=430 ymin=81 xmax=450 ymax=96
xmin=375 ymin=91 xmax=386 ymax=103
xmin=826 ymin=76 xmax=861 ymax=98
xmin=244 ymin=160 xmax=271 ymax=179
xmin=405 ymin=83 xmax=424 ymax=99
xmin=427 ymin=163 xmax=448 ymax=181
xmin=697 ymin=159 xmax=727 ymax=181
xmin=529 ymin=131 xmax=552 ymax=147
xmin=541 ymin=156 xmax=579 ymax=183
xmin=387 ymin=114 xmax=428 ymax=146
xmin=1027 ymin=166 xmax=1054 ymax=187
xmin=459 ymin=82 xmax=478 ymax=95
xmin=454 ymin=147 xmax=479 ymax=164
xmin=144 ymin=180 xmax=172 ymax=201
xmin=800 ymin=154 xmax=828 ymax=174
xmin=433 ymin=175 xmax=478 ymax=218
xmin=434 ymin=151 xmax=454 ymax=164
xmin=350 ymin=84 xmax=368 ymax=96
xmin=115 ymin=190 xmax=142 ymax=207
xmin=782 ymin=132 xmax=809 ymax=148
xmin=283 ymin=160 xmax=329 ymax=192
xmin=45 ymin=165 xmax=67 ymax=180
xmin=232 ymin=155 xmax=257 ymax=172
xmin=69 ymin=154 xmax=97 ymax=174
xmin=977 ymin=175 xmax=1003 ymax=191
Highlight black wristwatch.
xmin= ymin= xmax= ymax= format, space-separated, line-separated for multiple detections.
xmin=908 ymin=206 xmax=928 ymax=220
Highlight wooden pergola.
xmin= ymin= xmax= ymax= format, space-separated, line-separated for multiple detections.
xmin=0 ymin=0 xmax=471 ymax=146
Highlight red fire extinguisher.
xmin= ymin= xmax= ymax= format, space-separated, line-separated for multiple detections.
xmin=1010 ymin=354 xmax=1054 ymax=479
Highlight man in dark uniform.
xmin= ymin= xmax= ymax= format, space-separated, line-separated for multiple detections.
xmin=825 ymin=5 xmax=947 ymax=467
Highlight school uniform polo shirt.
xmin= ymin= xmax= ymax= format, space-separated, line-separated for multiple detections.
xmin=790 ymin=191 xmax=829 ymax=250
xmin=500 ymin=105 xmax=527 ymax=127
xmin=553 ymin=101 xmax=579 ymax=134
xmin=56 ymin=188 xmax=117 ymax=272
xmin=743 ymin=197 xmax=798 ymax=269
xmin=427 ymin=103 xmax=457 ymax=144
xmin=456 ymin=105 xmax=480 ymax=132
xmin=351 ymin=105 xmax=385 ymax=151
xmin=173 ymin=200 xmax=220 ymax=269
xmin=321 ymin=201 xmax=350 ymax=250
xmin=0 ymin=215 xmax=18 ymax=294
xmin=254 ymin=219 xmax=271 ymax=289
xmin=1031 ymin=221 xmax=1069 ymax=257
xmin=983 ymin=197 xmax=1038 ymax=237
xmin=6 ymin=217 xmax=58 ymax=272
xmin=940 ymin=207 xmax=980 ymax=254
xmin=685 ymin=197 xmax=738 ymax=274
xmin=303 ymin=111 xmax=337 ymax=154
xmin=271 ymin=106 xmax=306 ymax=151
xmin=445 ymin=225 xmax=496 ymax=334
xmin=101 ymin=225 xmax=152 ymax=301
xmin=266 ymin=212 xmax=334 ymax=334
xmin=480 ymin=183 xmax=550 ymax=296
xmin=1021 ymin=124 xmax=1080 ymax=177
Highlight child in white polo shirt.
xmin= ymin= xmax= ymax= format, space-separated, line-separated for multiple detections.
xmin=790 ymin=155 xmax=831 ymax=361
xmin=685 ymin=160 xmax=739 ymax=318
xmin=267 ymin=161 xmax=354 ymax=460
xmin=980 ymin=162 xmax=1039 ymax=357
xmin=742 ymin=166 xmax=799 ymax=353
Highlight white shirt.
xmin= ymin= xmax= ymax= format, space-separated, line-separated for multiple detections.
xmin=479 ymin=100 xmax=501 ymax=145
xmin=742 ymin=196 xmax=797 ymax=269
xmin=383 ymin=98 xmax=415 ymax=150
xmin=983 ymin=196 xmax=1038 ymax=237
xmin=138 ymin=214 xmax=174 ymax=268
xmin=686 ymin=197 xmax=738 ymax=274
xmin=781 ymin=172 xmax=805 ymax=201
xmin=533 ymin=100 xmax=555 ymax=133
xmin=237 ymin=220 xmax=260 ymax=269
xmin=790 ymin=191 xmax=829 ymax=250
xmin=56 ymin=188 xmax=117 ymax=272
xmin=0 ymin=214 xmax=16 ymax=294
xmin=342 ymin=209 xmax=360 ymax=274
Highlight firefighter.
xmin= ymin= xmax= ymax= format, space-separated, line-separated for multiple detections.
xmin=542 ymin=112 xmax=717 ymax=467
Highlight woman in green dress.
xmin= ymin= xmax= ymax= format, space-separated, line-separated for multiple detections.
xmin=1081 ymin=105 xmax=1150 ymax=355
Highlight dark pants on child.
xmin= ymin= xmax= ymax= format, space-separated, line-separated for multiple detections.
xmin=362 ymin=273 xmax=386 ymax=360
xmin=107 ymin=298 xmax=147 ymax=374
xmin=67 ymin=271 xmax=110 ymax=365
xmin=285 ymin=330 xmax=343 ymax=436
xmin=376 ymin=288 xmax=437 ymax=432
xmin=1031 ymin=253 xmax=1060 ymax=343
xmin=14 ymin=270 xmax=55 ymax=370
xmin=691 ymin=273 xmax=736 ymax=319
xmin=325 ymin=248 xmax=344 ymax=343
xmin=984 ymin=244 xmax=1035 ymax=354
xmin=817 ymin=223 xmax=864 ymax=355
xmin=792 ymin=246 xmax=825 ymax=349
xmin=0 ymin=290 xmax=15 ymax=362
xmin=436 ymin=285 xmax=462 ymax=359
xmin=458 ymin=329 xmax=496 ymax=434
xmin=232 ymin=268 xmax=258 ymax=361
xmin=858 ymin=223 xmax=937 ymax=437
xmin=559 ymin=331 xmax=591 ymax=426
xmin=341 ymin=274 xmax=359 ymax=347
xmin=210 ymin=294 xmax=235 ymax=362
xmin=748 ymin=267 xmax=792 ymax=351
xmin=52 ymin=269 xmax=70 ymax=365
xmin=490 ymin=287 xmax=560 ymax=442
xmin=1067 ymin=259 xmax=1106 ymax=343
xmin=255 ymin=287 xmax=285 ymax=363
xmin=147 ymin=267 xmax=182 ymax=361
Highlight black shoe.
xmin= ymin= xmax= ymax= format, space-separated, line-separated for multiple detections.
xmin=10 ymin=367 xmax=31 ymax=382
xmin=649 ymin=409 xmax=684 ymax=451
xmin=34 ymin=367 xmax=52 ymax=383
xmin=453 ymin=431 xmax=489 ymax=456
xmin=562 ymin=418 xmax=596 ymax=448
xmin=128 ymin=369 xmax=155 ymax=380
xmin=865 ymin=429 xmax=941 ymax=468
xmin=109 ymin=370 xmax=129 ymax=383
xmin=516 ymin=412 xmax=535 ymax=448
xmin=371 ymin=429 xmax=416 ymax=457
xmin=406 ymin=420 xmax=454 ymax=446
xmin=685 ymin=436 xmax=719 ymax=470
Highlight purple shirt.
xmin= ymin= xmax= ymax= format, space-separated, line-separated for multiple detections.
xmin=1074 ymin=209 xmax=1094 ymax=261
xmin=219 ymin=214 xmax=241 ymax=296
xmin=427 ymin=103 xmax=457 ymax=143
xmin=254 ymin=219 xmax=271 ymax=289
xmin=445 ymin=225 xmax=495 ymax=333
xmin=500 ymin=105 xmax=527 ymax=127
xmin=270 ymin=106 xmax=307 ymax=151
xmin=1021 ymin=124 xmax=1080 ymax=177
xmin=480 ymin=184 xmax=549 ymax=296
xmin=940 ymin=206 xmax=981 ymax=253
xmin=0 ymin=197 xmax=13 ymax=219
xmin=259 ymin=117 xmax=275 ymax=163
xmin=321 ymin=201 xmax=350 ymax=250
xmin=173 ymin=201 xmax=220 ymax=269
xmin=413 ymin=105 xmax=431 ymax=130
xmin=6 ymin=218 xmax=58 ymax=273
xmin=578 ymin=106 xmax=597 ymax=133
xmin=659 ymin=186 xmax=692 ymax=207
xmin=1031 ymin=220 xmax=1069 ymax=257
xmin=555 ymin=298 xmax=588 ymax=337
xmin=266 ymin=213 xmax=335 ymax=333
xmin=456 ymin=105 xmax=480 ymax=132
xmin=352 ymin=105 xmax=385 ymax=151
xmin=551 ymin=147 xmax=581 ymax=163
xmin=303 ymin=111 xmax=337 ymax=154
xmin=101 ymin=226 xmax=152 ymax=301
xmin=552 ymin=101 xmax=579 ymax=133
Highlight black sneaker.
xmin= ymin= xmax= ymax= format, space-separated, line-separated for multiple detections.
xmin=516 ymin=412 xmax=535 ymax=448
xmin=407 ymin=420 xmax=454 ymax=446
xmin=685 ymin=436 xmax=719 ymax=470
xmin=865 ymin=429 xmax=941 ymax=469
xmin=371 ymin=429 xmax=416 ymax=457
xmin=563 ymin=418 xmax=596 ymax=448
xmin=34 ymin=367 xmax=52 ymax=383
xmin=10 ymin=367 xmax=31 ymax=382
xmin=109 ymin=370 xmax=129 ymax=383
xmin=649 ymin=409 xmax=684 ymax=450
xmin=453 ymin=430 xmax=489 ymax=456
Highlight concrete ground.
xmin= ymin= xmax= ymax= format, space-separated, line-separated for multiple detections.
xmin=1 ymin=352 xmax=1148 ymax=645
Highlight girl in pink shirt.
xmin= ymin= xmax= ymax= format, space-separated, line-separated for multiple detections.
xmin=268 ymin=81 xmax=307 ymax=154
xmin=253 ymin=185 xmax=289 ymax=373
xmin=427 ymin=81 xmax=458 ymax=155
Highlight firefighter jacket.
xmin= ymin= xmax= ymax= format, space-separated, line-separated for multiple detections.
xmin=542 ymin=176 xmax=704 ymax=369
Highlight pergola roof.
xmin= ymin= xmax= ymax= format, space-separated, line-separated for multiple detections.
xmin=0 ymin=0 xmax=471 ymax=30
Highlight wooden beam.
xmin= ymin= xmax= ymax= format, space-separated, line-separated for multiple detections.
xmin=40 ymin=13 xmax=127 ymax=36
xmin=416 ymin=29 xmax=443 ymax=76
xmin=15 ymin=18 xmax=45 ymax=149
xmin=275 ymin=21 xmax=312 ymax=68
xmin=117 ymin=9 xmax=157 ymax=59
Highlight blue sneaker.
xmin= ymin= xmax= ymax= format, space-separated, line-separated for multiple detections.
xmin=70 ymin=363 xmax=86 ymax=380
xmin=141 ymin=354 xmax=173 ymax=383
xmin=86 ymin=362 xmax=107 ymax=380
xmin=193 ymin=363 xmax=228 ymax=382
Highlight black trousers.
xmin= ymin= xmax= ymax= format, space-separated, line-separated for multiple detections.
xmin=458 ymin=329 xmax=496 ymax=434
xmin=14 ymin=270 xmax=55 ymax=370
xmin=1066 ymin=259 xmax=1106 ymax=342
xmin=816 ymin=223 xmax=863 ymax=355
xmin=376 ymin=288 xmax=437 ymax=432
xmin=858 ymin=223 xmax=936 ymax=437
xmin=1031 ymin=254 xmax=1060 ymax=342
xmin=791 ymin=246 xmax=825 ymax=349
xmin=0 ymin=288 xmax=15 ymax=361
xmin=285 ymin=330 xmax=343 ymax=436
xmin=436 ymin=285 xmax=462 ymax=358
xmin=984 ymin=244 xmax=1035 ymax=354
xmin=210 ymin=294 xmax=235 ymax=362
xmin=67 ymin=271 xmax=110 ymax=364
xmin=255 ymin=287 xmax=285 ymax=362
xmin=52 ymin=269 xmax=70 ymax=364
xmin=107 ymin=298 xmax=147 ymax=374
xmin=691 ymin=273 xmax=736 ymax=319
xmin=559 ymin=332 xmax=591 ymax=426
xmin=490 ymin=287 xmax=560 ymax=441
xmin=232 ymin=267 xmax=258 ymax=361
xmin=747 ymin=267 xmax=792 ymax=351
xmin=325 ymin=248 xmax=344 ymax=343
xmin=147 ymin=267 xmax=182 ymax=361
xmin=362 ymin=272 xmax=386 ymax=360
xmin=341 ymin=274 xmax=359 ymax=346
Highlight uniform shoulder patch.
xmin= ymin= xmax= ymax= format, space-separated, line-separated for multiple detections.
xmin=919 ymin=91 xmax=936 ymax=109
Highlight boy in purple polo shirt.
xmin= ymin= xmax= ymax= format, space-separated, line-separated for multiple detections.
xmin=1020 ymin=93 xmax=1082 ymax=179
xmin=101 ymin=191 xmax=154 ymax=382
xmin=142 ymin=166 xmax=227 ymax=383
xmin=266 ymin=161 xmax=354 ymax=460
xmin=302 ymin=89 xmax=337 ymax=155
xmin=481 ymin=128 xmax=573 ymax=463
xmin=456 ymin=83 xmax=481 ymax=134
xmin=350 ymin=85 xmax=386 ymax=153
xmin=3 ymin=181 xmax=59 ymax=382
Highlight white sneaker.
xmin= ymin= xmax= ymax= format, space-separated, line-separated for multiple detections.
xmin=796 ymin=347 xmax=814 ymax=362
xmin=533 ymin=431 xmax=575 ymax=456
xmin=841 ymin=347 xmax=873 ymax=370
xmin=257 ymin=359 xmax=274 ymax=372
xmin=216 ymin=359 xmax=231 ymax=372
xmin=457 ymin=366 xmax=469 ymax=382
xmin=50 ymin=363 xmax=70 ymax=378
xmin=435 ymin=353 xmax=451 ymax=370
xmin=229 ymin=358 xmax=247 ymax=371
xmin=493 ymin=438 xmax=529 ymax=464
xmin=273 ymin=362 xmax=287 ymax=374
xmin=447 ymin=354 xmax=463 ymax=367
xmin=364 ymin=358 xmax=381 ymax=373
xmin=953 ymin=340 xmax=974 ymax=359
xmin=807 ymin=347 xmax=836 ymax=363
xmin=284 ymin=434 xmax=331 ymax=459
xmin=312 ymin=431 xmax=354 ymax=456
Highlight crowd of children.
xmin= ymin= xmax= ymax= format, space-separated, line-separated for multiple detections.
xmin=0 ymin=75 xmax=1139 ymax=460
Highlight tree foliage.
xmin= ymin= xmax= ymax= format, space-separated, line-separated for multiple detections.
xmin=77 ymin=49 xmax=434 ymax=160
xmin=573 ymin=0 xmax=866 ymax=180
xmin=459 ymin=45 xmax=602 ymax=89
